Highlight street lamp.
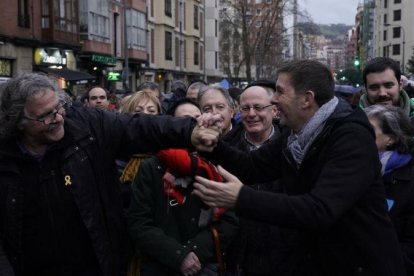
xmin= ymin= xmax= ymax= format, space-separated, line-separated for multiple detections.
xmin=384 ymin=23 xmax=405 ymax=74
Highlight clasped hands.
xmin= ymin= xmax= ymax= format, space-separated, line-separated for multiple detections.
xmin=190 ymin=113 xmax=243 ymax=209
xmin=191 ymin=113 xmax=223 ymax=152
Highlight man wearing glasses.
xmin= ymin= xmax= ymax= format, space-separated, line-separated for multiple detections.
xmin=0 ymin=73 xmax=216 ymax=276
xmin=225 ymin=80 xmax=289 ymax=275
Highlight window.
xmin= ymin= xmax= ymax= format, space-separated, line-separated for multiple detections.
xmin=393 ymin=10 xmax=401 ymax=21
xmin=393 ymin=27 xmax=401 ymax=38
xmin=150 ymin=0 xmax=154 ymax=17
xmin=194 ymin=5 xmax=199 ymax=29
xmin=54 ymin=0 xmax=78 ymax=33
xmin=18 ymin=0 xmax=30 ymax=27
xmin=383 ymin=14 xmax=387 ymax=24
xmin=184 ymin=40 xmax=187 ymax=68
xmin=165 ymin=0 xmax=172 ymax=17
xmin=383 ymin=30 xmax=387 ymax=41
xmin=0 ymin=59 xmax=12 ymax=77
xmin=215 ymin=20 xmax=217 ymax=37
xmin=165 ymin=31 xmax=173 ymax=60
xmin=175 ymin=37 xmax=180 ymax=66
xmin=151 ymin=29 xmax=154 ymax=63
xmin=194 ymin=41 xmax=199 ymax=65
xmin=383 ymin=46 xmax=387 ymax=57
xmin=392 ymin=44 xmax=400 ymax=55
xmin=200 ymin=45 xmax=203 ymax=70
xmin=384 ymin=0 xmax=388 ymax=8
xmin=175 ymin=0 xmax=179 ymax=26
xmin=394 ymin=0 xmax=401 ymax=3
xmin=256 ymin=9 xmax=261 ymax=15
xmin=42 ymin=0 xmax=50 ymax=29
xmin=183 ymin=3 xmax=186 ymax=30
xmin=200 ymin=12 xmax=203 ymax=37
xmin=80 ymin=1 xmax=110 ymax=42
xmin=215 ymin=51 xmax=218 ymax=69
xmin=126 ymin=9 xmax=146 ymax=51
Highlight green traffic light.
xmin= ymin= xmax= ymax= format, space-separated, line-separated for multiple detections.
xmin=354 ymin=59 xmax=360 ymax=67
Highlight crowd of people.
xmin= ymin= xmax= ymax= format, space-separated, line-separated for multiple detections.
xmin=0 ymin=56 xmax=414 ymax=276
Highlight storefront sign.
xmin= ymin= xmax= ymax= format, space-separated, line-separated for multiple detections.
xmin=92 ymin=54 xmax=117 ymax=65
xmin=34 ymin=48 xmax=67 ymax=66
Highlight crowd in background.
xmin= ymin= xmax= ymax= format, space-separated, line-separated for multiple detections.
xmin=1 ymin=57 xmax=414 ymax=276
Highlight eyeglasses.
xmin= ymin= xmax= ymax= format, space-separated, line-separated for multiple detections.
xmin=24 ymin=101 xmax=67 ymax=125
xmin=240 ymin=104 xmax=274 ymax=113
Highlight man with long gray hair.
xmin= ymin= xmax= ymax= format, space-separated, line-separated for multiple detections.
xmin=0 ymin=73 xmax=218 ymax=276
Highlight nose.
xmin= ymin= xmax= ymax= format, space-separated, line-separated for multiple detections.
xmin=247 ymin=107 xmax=256 ymax=116
xmin=378 ymin=86 xmax=388 ymax=96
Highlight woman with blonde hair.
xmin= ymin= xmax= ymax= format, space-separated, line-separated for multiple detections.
xmin=117 ymin=90 xmax=162 ymax=212
xmin=119 ymin=90 xmax=162 ymax=115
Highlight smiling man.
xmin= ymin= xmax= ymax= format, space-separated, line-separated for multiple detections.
xmin=238 ymin=80 xmax=278 ymax=149
xmin=0 ymin=73 xmax=219 ymax=276
xmin=193 ymin=60 xmax=406 ymax=276
xmin=359 ymin=57 xmax=414 ymax=118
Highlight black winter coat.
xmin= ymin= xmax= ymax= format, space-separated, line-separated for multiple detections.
xmin=0 ymin=106 xmax=196 ymax=276
xmin=383 ymin=162 xmax=414 ymax=274
xmin=205 ymin=100 xmax=406 ymax=276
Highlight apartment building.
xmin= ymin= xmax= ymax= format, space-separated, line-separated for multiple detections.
xmin=374 ymin=0 xmax=414 ymax=74
xmin=146 ymin=0 xmax=205 ymax=92
xmin=0 ymin=0 xmax=147 ymax=94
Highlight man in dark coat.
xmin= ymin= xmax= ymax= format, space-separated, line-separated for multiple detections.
xmin=0 ymin=73 xmax=214 ymax=276
xmin=193 ymin=60 xmax=406 ymax=275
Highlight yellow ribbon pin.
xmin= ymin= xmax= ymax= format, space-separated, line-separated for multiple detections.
xmin=64 ymin=175 xmax=72 ymax=186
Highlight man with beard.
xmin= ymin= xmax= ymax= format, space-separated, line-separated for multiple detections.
xmin=0 ymin=73 xmax=218 ymax=276
xmin=359 ymin=57 xmax=414 ymax=118
xmin=193 ymin=60 xmax=406 ymax=275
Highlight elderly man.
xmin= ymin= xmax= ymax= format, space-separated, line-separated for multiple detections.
xmin=193 ymin=60 xmax=406 ymax=275
xmin=359 ymin=57 xmax=414 ymax=118
xmin=0 ymin=73 xmax=217 ymax=276
xmin=224 ymin=80 xmax=290 ymax=275
xmin=198 ymin=85 xmax=234 ymax=135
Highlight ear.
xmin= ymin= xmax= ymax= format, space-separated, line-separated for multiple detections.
xmin=302 ymin=90 xmax=315 ymax=108
xmin=386 ymin=135 xmax=396 ymax=149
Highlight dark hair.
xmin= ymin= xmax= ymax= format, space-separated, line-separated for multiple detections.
xmin=166 ymin=98 xmax=200 ymax=116
xmin=228 ymin=87 xmax=242 ymax=104
xmin=277 ymin=59 xmax=334 ymax=107
xmin=364 ymin=105 xmax=414 ymax=154
xmin=363 ymin=57 xmax=401 ymax=88
xmin=137 ymin=81 xmax=160 ymax=92
xmin=86 ymin=86 xmax=109 ymax=100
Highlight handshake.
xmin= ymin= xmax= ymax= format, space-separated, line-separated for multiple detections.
xmin=191 ymin=113 xmax=224 ymax=152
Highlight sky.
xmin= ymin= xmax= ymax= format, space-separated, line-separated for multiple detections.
xmin=299 ymin=0 xmax=361 ymax=25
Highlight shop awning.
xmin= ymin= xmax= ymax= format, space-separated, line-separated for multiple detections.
xmin=39 ymin=67 xmax=95 ymax=82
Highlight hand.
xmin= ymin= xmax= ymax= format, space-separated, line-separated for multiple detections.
xmin=197 ymin=113 xmax=223 ymax=128
xmin=180 ymin=251 xmax=202 ymax=276
xmin=193 ymin=166 xmax=243 ymax=208
xmin=191 ymin=125 xmax=221 ymax=152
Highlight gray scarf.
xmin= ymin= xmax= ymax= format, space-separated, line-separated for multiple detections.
xmin=287 ymin=96 xmax=339 ymax=167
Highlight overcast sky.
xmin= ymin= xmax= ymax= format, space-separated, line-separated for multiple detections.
xmin=299 ymin=0 xmax=361 ymax=25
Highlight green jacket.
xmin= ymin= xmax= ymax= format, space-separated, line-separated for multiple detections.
xmin=359 ymin=89 xmax=414 ymax=117
xmin=127 ymin=157 xmax=239 ymax=275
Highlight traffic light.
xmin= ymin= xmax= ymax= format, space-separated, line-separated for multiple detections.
xmin=353 ymin=58 xmax=360 ymax=67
